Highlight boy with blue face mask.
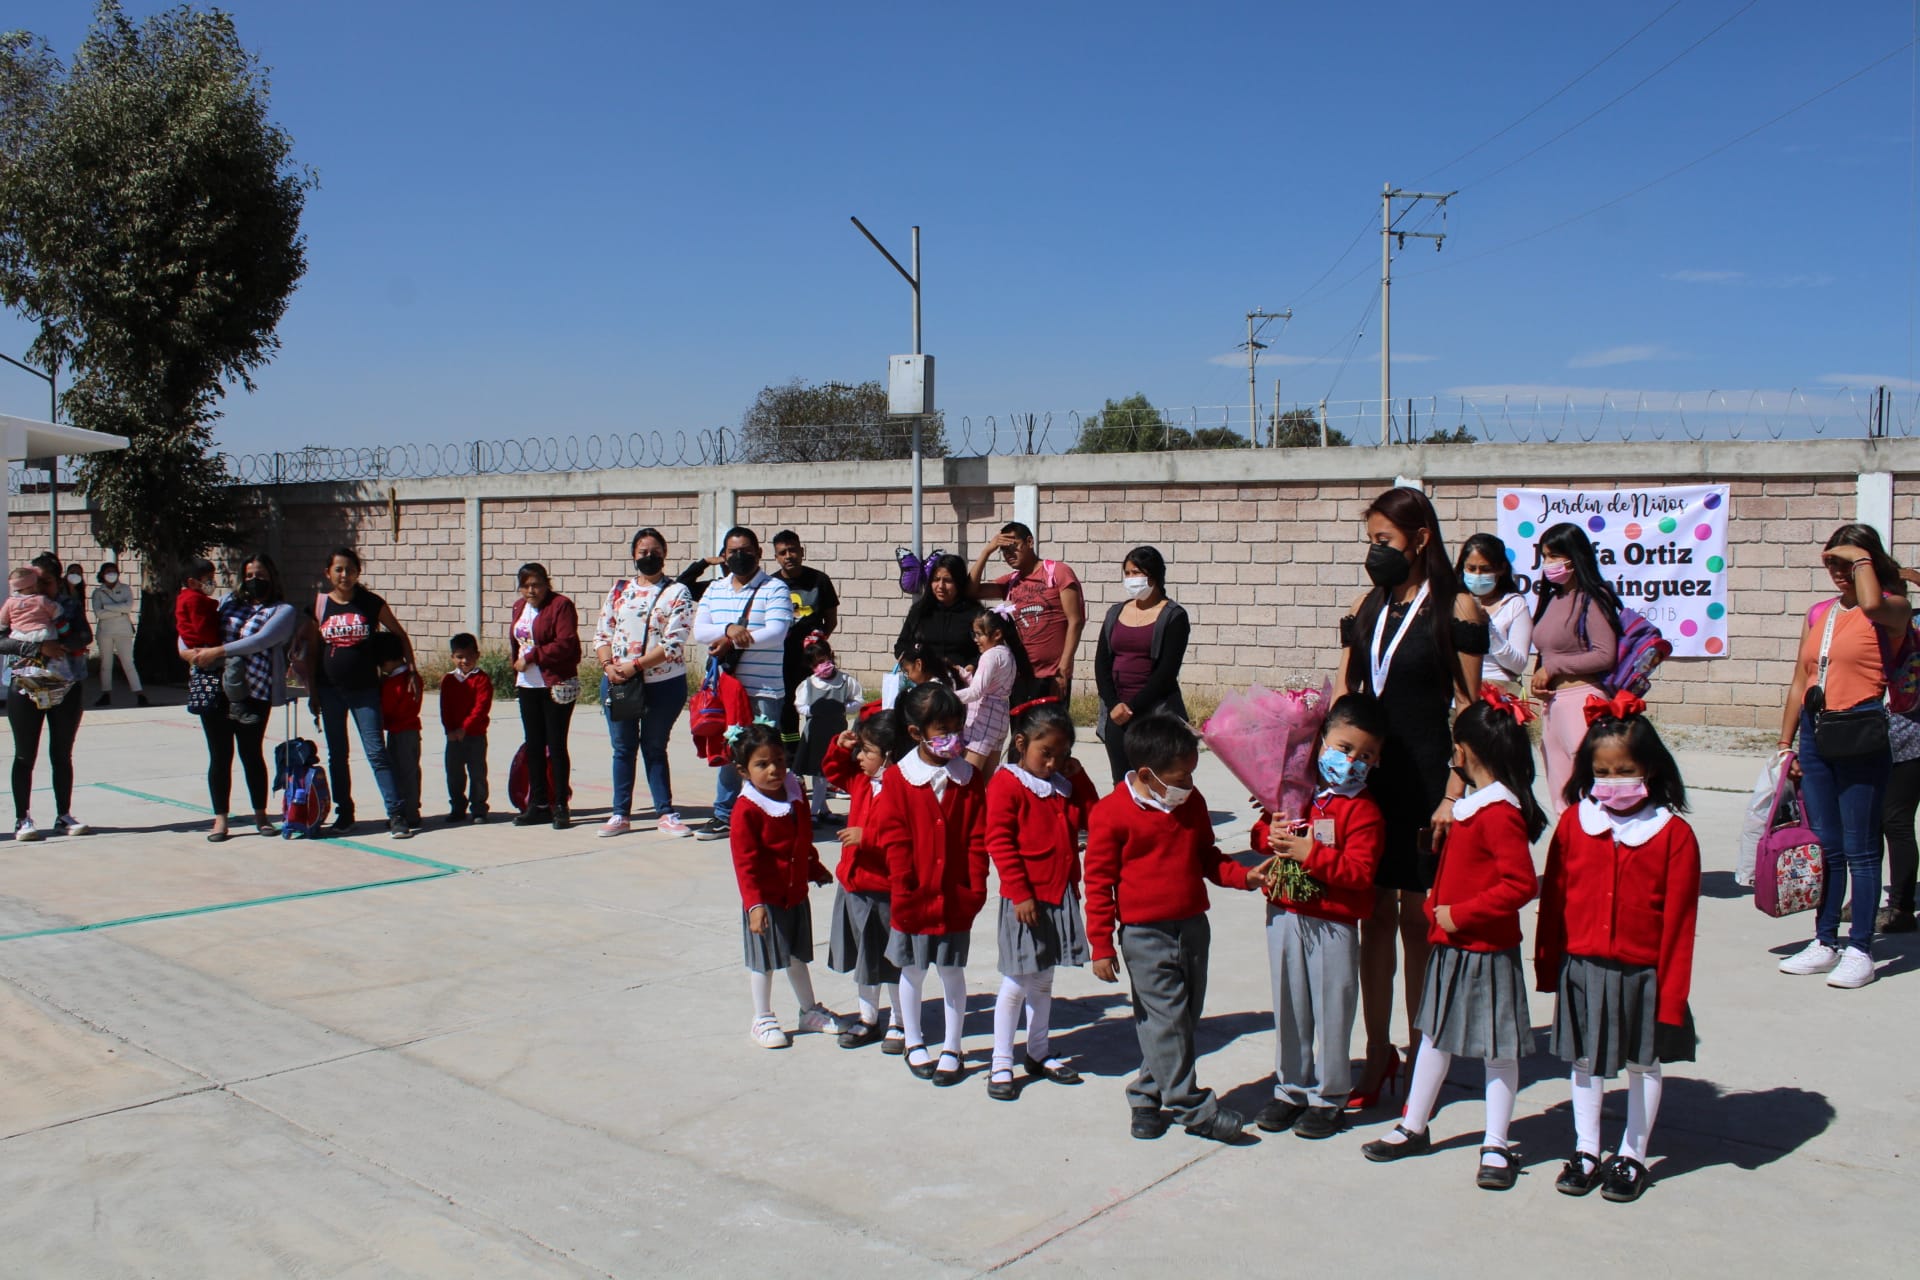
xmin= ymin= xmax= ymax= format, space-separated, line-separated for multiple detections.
xmin=1250 ymin=693 xmax=1389 ymax=1138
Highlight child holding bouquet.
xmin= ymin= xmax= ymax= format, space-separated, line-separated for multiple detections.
xmin=1250 ymin=693 xmax=1388 ymax=1138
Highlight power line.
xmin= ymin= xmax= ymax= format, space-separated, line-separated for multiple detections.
xmin=1417 ymin=1 xmax=1686 ymax=184
xmin=1406 ymin=36 xmax=1918 ymax=281
xmin=1457 ymin=0 xmax=1761 ymax=194
xmin=1287 ymin=211 xmax=1380 ymax=309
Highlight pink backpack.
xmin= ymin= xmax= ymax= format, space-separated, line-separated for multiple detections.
xmin=1753 ymin=754 xmax=1824 ymax=917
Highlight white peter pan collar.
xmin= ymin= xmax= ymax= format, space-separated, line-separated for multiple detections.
xmin=1577 ymin=797 xmax=1673 ymax=846
xmin=899 ymin=752 xmax=974 ymax=789
xmin=1004 ymin=761 xmax=1069 ymax=799
xmin=1451 ymin=781 xmax=1521 ymax=821
xmin=738 ymin=773 xmax=803 ymax=818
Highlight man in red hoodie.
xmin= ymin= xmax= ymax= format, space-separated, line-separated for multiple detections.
xmin=1085 ymin=713 xmax=1271 ymax=1144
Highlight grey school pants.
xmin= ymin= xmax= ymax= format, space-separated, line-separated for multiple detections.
xmin=445 ymin=735 xmax=489 ymax=815
xmin=1119 ymin=914 xmax=1219 ymax=1128
xmin=1266 ymin=906 xmax=1360 ymax=1109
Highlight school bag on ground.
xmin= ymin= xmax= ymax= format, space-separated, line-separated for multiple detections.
xmin=1753 ymin=754 xmax=1823 ymax=917
xmin=508 ymin=743 xmax=572 ymax=810
xmin=274 ymin=718 xmax=332 ymax=839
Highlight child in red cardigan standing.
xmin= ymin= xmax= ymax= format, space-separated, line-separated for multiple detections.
xmin=823 ymin=708 xmax=912 ymax=1051
xmin=729 ymin=724 xmax=846 ymax=1049
xmin=1085 ymin=713 xmax=1273 ymax=1144
xmin=870 ymin=684 xmax=990 ymax=1086
xmin=1363 ymin=689 xmax=1544 ymax=1189
xmin=984 ymin=698 xmax=1100 ymax=1101
xmin=1536 ymin=693 xmax=1699 ymax=1203
xmin=1251 ymin=693 xmax=1389 ymax=1139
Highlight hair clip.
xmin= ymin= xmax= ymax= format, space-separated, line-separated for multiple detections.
xmin=1478 ymin=684 xmax=1539 ymax=725
xmin=723 ymin=724 xmax=745 ymax=744
xmin=1582 ymin=689 xmax=1646 ymax=726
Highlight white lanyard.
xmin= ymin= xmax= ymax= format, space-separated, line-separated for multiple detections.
xmin=1815 ymin=601 xmax=1845 ymax=691
xmin=1369 ymin=581 xmax=1430 ymax=696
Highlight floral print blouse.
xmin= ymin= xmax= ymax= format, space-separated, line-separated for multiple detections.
xmin=593 ymin=577 xmax=695 ymax=685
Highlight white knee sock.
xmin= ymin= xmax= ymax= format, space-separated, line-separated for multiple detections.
xmin=1571 ymin=1067 xmax=1604 ymax=1157
xmin=898 ymin=965 xmax=927 ymax=1053
xmin=936 ymin=964 xmax=968 ymax=1057
xmin=1482 ymin=1058 xmax=1519 ymax=1168
xmin=749 ymin=969 xmax=774 ymax=1021
xmin=1621 ymin=1064 xmax=1663 ymax=1163
xmin=1024 ymin=968 xmax=1057 ymax=1063
xmin=1396 ymin=1034 xmax=1452 ymax=1136
xmin=992 ymin=975 xmax=1025 ymax=1075
xmin=882 ymin=982 xmax=901 ymax=1029
xmin=785 ymin=961 xmax=817 ymax=1010
xmin=855 ymin=984 xmax=880 ymax=1027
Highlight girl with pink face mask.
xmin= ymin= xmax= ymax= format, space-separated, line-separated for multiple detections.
xmin=1528 ymin=524 xmax=1625 ymax=815
xmin=1534 ymin=693 xmax=1700 ymax=1204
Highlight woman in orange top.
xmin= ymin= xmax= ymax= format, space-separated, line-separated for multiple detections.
xmin=1775 ymin=524 xmax=1911 ymax=989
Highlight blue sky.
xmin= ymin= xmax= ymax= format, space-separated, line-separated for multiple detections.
xmin=2 ymin=0 xmax=1916 ymax=454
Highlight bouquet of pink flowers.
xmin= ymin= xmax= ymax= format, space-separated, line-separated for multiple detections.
xmin=1201 ymin=678 xmax=1332 ymax=825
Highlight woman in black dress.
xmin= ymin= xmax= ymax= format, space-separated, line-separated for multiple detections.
xmin=894 ymin=554 xmax=986 ymax=678
xmin=1335 ymin=487 xmax=1487 ymax=1108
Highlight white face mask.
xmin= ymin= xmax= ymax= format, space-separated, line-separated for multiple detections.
xmin=1140 ymin=769 xmax=1192 ymax=812
xmin=65 ymin=573 xmax=82 ymax=585
xmin=1123 ymin=575 xmax=1152 ymax=600
xmin=103 ymin=572 xmax=118 ymax=585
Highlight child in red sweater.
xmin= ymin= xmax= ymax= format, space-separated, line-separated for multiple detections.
xmin=440 ymin=633 xmax=493 ymax=823
xmin=371 ymin=633 xmax=423 ymax=834
xmin=822 ymin=708 xmax=912 ymax=1050
xmin=1250 ymin=693 xmax=1388 ymax=1139
xmin=729 ymin=724 xmax=846 ymax=1049
xmin=1536 ymin=694 xmax=1699 ymax=1203
xmin=985 ymin=698 xmax=1100 ymax=1102
xmin=1364 ymin=687 xmax=1544 ymax=1189
xmin=869 ymin=683 xmax=989 ymax=1086
xmin=1086 ymin=712 xmax=1273 ymax=1144
xmin=173 ymin=557 xmax=221 ymax=648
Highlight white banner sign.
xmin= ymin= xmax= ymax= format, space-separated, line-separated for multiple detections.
xmin=1495 ymin=483 xmax=1731 ymax=658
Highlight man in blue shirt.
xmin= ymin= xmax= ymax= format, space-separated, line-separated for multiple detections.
xmin=691 ymin=527 xmax=794 ymax=839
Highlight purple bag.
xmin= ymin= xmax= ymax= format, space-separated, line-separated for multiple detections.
xmin=1754 ymin=753 xmax=1824 ymax=917
xmin=895 ymin=546 xmax=948 ymax=595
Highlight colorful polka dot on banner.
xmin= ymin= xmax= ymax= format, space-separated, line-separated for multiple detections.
xmin=1707 ymin=555 xmax=1724 ymax=573
xmin=1694 ymin=523 xmax=1712 ymax=540
xmin=1505 ymin=546 xmax=1517 ymax=561
xmin=1658 ymin=517 xmax=1677 ymax=534
xmin=1707 ymin=602 xmax=1725 ymax=619
xmin=1704 ymin=492 xmax=1722 ymax=510
xmin=1624 ymin=522 xmax=1642 ymax=540
xmin=1680 ymin=619 xmax=1698 ymax=637
xmin=1588 ymin=516 xmax=1606 ymax=533
xmin=1518 ymin=521 xmax=1535 ymax=538
xmin=1501 ymin=494 xmax=1520 ymax=510
xmin=1706 ymin=637 xmax=1725 ymax=655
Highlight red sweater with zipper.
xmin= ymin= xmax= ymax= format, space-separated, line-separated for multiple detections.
xmin=822 ymin=736 xmax=888 ymax=896
xmin=1424 ymin=786 xmax=1539 ymax=951
xmin=730 ymin=778 xmax=829 ymax=910
xmin=1250 ymin=788 xmax=1385 ymax=926
xmin=986 ymin=766 xmax=1101 ymax=906
xmin=1535 ymin=804 xmax=1701 ymax=1025
xmin=1083 ymin=782 xmax=1257 ymax=962
xmin=379 ymin=667 xmax=423 ymax=733
xmin=439 ymin=671 xmax=493 ymax=736
xmin=869 ymin=758 xmax=990 ymax=935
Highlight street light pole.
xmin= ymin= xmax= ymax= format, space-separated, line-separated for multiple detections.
xmin=850 ymin=216 xmax=926 ymax=557
xmin=0 ymin=351 xmax=58 ymax=556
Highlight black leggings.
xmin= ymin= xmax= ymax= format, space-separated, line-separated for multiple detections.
xmin=1102 ymin=716 xmax=1132 ymax=785
xmin=9 ymin=687 xmax=83 ymax=822
xmin=199 ymin=704 xmax=270 ymax=817
xmin=1884 ymin=757 xmax=1920 ymax=915
xmin=518 ymin=686 xmax=575 ymax=809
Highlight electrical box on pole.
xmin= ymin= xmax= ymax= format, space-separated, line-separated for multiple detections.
xmin=888 ymin=354 xmax=935 ymax=417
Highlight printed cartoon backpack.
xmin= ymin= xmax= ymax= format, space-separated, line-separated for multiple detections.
xmin=274 ymin=736 xmax=332 ymax=838
xmin=1577 ymin=605 xmax=1671 ymax=697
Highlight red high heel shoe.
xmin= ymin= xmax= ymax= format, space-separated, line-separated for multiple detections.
xmin=1346 ymin=1044 xmax=1404 ymax=1111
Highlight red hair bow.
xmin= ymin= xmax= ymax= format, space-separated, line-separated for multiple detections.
xmin=1583 ymin=689 xmax=1647 ymax=726
xmin=1009 ymin=696 xmax=1060 ymax=717
xmin=1478 ymin=684 xmax=1539 ymax=725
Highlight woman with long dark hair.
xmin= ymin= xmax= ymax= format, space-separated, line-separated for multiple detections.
xmin=894 ymin=554 xmax=985 ymax=677
xmin=1528 ymin=524 xmax=1623 ymax=816
xmin=1456 ymin=533 xmax=1531 ymax=690
xmin=510 ymin=562 xmax=582 ymax=830
xmin=312 ymin=546 xmax=415 ymax=837
xmin=1775 ymin=524 xmax=1910 ymax=989
xmin=1094 ymin=545 xmax=1190 ymax=783
xmin=1334 ymin=487 xmax=1488 ymax=1109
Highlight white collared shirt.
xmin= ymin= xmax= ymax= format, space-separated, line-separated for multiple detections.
xmin=738 ymin=773 xmax=803 ymax=818
xmin=1003 ymin=761 xmax=1069 ymax=799
xmin=1451 ymin=781 xmax=1521 ymax=822
xmin=899 ymin=750 xmax=973 ymax=798
xmin=1576 ymin=796 xmax=1673 ymax=846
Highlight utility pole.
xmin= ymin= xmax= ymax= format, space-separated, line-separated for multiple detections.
xmin=1242 ymin=308 xmax=1291 ymax=445
xmin=1380 ymin=185 xmax=1453 ymax=446
xmin=851 ymin=217 xmax=926 ymax=556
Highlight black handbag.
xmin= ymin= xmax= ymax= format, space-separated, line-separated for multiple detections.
xmin=604 ymin=581 xmax=650 ymax=724
xmin=1809 ymin=605 xmax=1890 ymax=759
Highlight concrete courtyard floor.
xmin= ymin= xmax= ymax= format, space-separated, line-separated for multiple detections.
xmin=0 ymin=695 xmax=1913 ymax=1277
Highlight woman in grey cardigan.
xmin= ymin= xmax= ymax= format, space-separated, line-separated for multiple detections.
xmin=90 ymin=562 xmax=147 ymax=707
xmin=180 ymin=552 xmax=300 ymax=842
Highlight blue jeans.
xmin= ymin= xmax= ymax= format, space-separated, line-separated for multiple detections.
xmin=604 ymin=675 xmax=689 ymax=819
xmin=317 ymin=684 xmax=402 ymax=819
xmin=714 ymin=694 xmax=784 ymax=823
xmin=1799 ymin=709 xmax=1890 ymax=952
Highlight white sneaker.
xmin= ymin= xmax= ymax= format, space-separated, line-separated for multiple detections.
xmin=598 ymin=815 xmax=630 ymax=838
xmin=751 ymin=1015 xmax=791 ymax=1049
xmin=797 ymin=1003 xmax=845 ymax=1035
xmin=54 ymin=814 xmax=89 ymax=836
xmin=656 ymin=813 xmax=692 ymax=838
xmin=1779 ymin=940 xmax=1841 ymax=975
xmin=13 ymin=817 xmax=41 ymax=843
xmin=1827 ymin=947 xmax=1876 ymax=988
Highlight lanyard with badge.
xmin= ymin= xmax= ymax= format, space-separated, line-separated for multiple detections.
xmin=1369 ymin=581 xmax=1429 ymax=695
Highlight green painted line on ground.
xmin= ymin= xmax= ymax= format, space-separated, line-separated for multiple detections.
xmin=88 ymin=783 xmax=466 ymax=873
xmin=0 ymin=869 xmax=457 ymax=942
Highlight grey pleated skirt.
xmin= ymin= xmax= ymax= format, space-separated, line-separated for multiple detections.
xmin=885 ymin=928 xmax=970 ymax=969
xmin=1549 ymin=954 xmax=1697 ymax=1076
xmin=996 ymin=893 xmax=1090 ymax=976
xmin=828 ymin=887 xmax=901 ymax=986
xmin=1413 ymin=944 xmax=1533 ymax=1061
xmin=742 ymin=902 xmax=813 ymax=973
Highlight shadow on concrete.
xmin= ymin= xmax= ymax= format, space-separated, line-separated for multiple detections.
xmin=1699 ymin=870 xmax=1748 ymax=900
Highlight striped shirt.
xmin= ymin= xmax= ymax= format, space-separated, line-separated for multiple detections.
xmin=692 ymin=570 xmax=794 ymax=700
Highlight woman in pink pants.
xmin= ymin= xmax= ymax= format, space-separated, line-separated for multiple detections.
xmin=1528 ymin=523 xmax=1622 ymax=815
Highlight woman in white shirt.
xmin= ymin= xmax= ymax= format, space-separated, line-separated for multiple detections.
xmin=90 ymin=562 xmax=146 ymax=707
xmin=1456 ymin=534 xmax=1533 ymax=690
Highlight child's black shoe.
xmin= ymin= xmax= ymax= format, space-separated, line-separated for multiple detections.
xmin=1361 ymin=1124 xmax=1431 ymax=1162
xmin=1254 ymin=1099 xmax=1306 ymax=1133
xmin=1293 ymin=1106 xmax=1344 ymax=1140
xmin=1601 ymin=1156 xmax=1650 ymax=1202
xmin=1555 ymin=1152 xmax=1603 ymax=1196
xmin=1186 ymin=1106 xmax=1252 ymax=1145
xmin=1130 ymin=1106 xmax=1170 ymax=1140
xmin=1475 ymin=1145 xmax=1518 ymax=1191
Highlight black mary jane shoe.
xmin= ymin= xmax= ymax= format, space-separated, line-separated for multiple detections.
xmin=1361 ymin=1124 xmax=1432 ymax=1162
xmin=1555 ymin=1152 xmax=1604 ymax=1197
xmin=837 ymin=1020 xmax=885 ymax=1050
xmin=1601 ymin=1155 xmax=1650 ymax=1203
xmin=904 ymin=1045 xmax=936 ymax=1080
xmin=1023 ymin=1054 xmax=1081 ymax=1085
xmin=1475 ymin=1145 xmax=1519 ymax=1191
xmin=880 ymin=1028 xmax=906 ymax=1056
xmin=987 ymin=1071 xmax=1018 ymax=1101
xmin=931 ymin=1051 xmax=966 ymax=1087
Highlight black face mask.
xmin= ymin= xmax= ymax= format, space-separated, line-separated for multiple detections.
xmin=725 ymin=550 xmax=758 ymax=578
xmin=1364 ymin=542 xmax=1412 ymax=589
xmin=241 ymin=577 xmax=271 ymax=602
xmin=633 ymin=553 xmax=664 ymax=576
